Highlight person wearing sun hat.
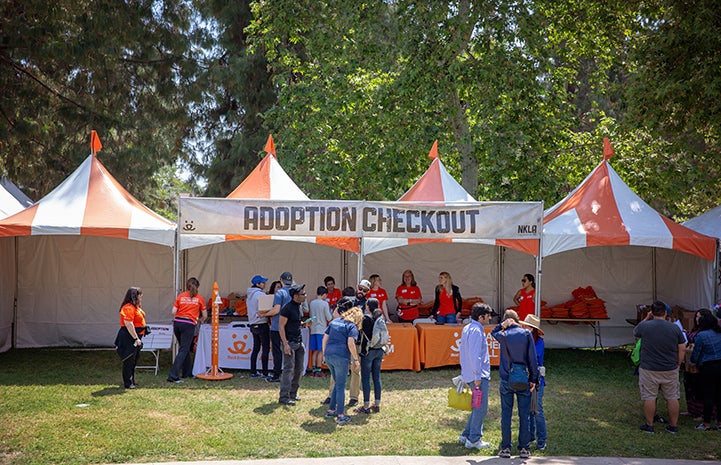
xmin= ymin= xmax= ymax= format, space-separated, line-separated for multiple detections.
xmin=247 ymin=274 xmax=270 ymax=379
xmin=520 ymin=314 xmax=547 ymax=451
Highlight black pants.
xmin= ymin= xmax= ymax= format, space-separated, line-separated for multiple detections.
xmin=700 ymin=359 xmax=721 ymax=423
xmin=122 ymin=344 xmax=142 ymax=387
xmin=270 ymin=330 xmax=283 ymax=378
xmin=169 ymin=320 xmax=196 ymax=380
xmin=250 ymin=323 xmax=270 ymax=375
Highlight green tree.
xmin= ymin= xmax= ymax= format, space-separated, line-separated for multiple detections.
xmin=0 ymin=0 xmax=198 ymax=209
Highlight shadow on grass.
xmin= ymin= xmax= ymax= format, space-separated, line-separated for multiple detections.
xmin=91 ymin=386 xmax=126 ymax=397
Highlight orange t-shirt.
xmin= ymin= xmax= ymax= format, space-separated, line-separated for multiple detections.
xmin=119 ymin=303 xmax=147 ymax=328
xmin=395 ymin=285 xmax=422 ymax=320
xmin=368 ymin=287 xmax=388 ymax=309
xmin=174 ymin=291 xmax=207 ymax=324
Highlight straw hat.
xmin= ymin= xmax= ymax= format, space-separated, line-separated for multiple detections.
xmin=521 ymin=314 xmax=544 ymax=335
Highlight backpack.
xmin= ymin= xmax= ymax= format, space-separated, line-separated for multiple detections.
xmin=371 ymin=317 xmax=390 ymax=349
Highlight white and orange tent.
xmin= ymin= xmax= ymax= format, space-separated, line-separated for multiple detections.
xmin=180 ymin=136 xmax=360 ymax=298
xmin=0 ymin=132 xmax=176 ymax=349
xmin=0 ymin=177 xmax=33 ymax=218
xmin=362 ymin=141 xmax=542 ymax=312
xmin=540 ymin=139 xmax=717 ymax=348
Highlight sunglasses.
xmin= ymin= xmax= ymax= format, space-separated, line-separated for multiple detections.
xmin=359 ymin=287 xmax=369 ymax=293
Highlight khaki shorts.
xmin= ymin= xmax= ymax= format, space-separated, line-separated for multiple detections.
xmin=638 ymin=367 xmax=680 ymax=401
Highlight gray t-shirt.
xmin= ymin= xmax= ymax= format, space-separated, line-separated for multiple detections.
xmin=633 ymin=318 xmax=685 ymax=371
xmin=309 ymin=298 xmax=332 ymax=335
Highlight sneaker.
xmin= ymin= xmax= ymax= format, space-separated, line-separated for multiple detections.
xmin=370 ymin=405 xmax=380 ymax=413
xmin=665 ymin=425 xmax=679 ymax=434
xmin=321 ymin=397 xmax=331 ymax=405
xmin=519 ymin=448 xmax=530 ymax=459
xmin=347 ymin=399 xmax=358 ymax=407
xmin=458 ymin=435 xmax=468 ymax=445
xmin=249 ymin=373 xmax=263 ymax=378
xmin=167 ymin=378 xmax=184 ymax=384
xmin=265 ymin=376 xmax=280 ymax=383
xmin=465 ymin=439 xmax=490 ymax=449
xmin=639 ymin=424 xmax=654 ymax=434
xmin=325 ymin=410 xmax=337 ymax=417
xmin=336 ymin=415 xmax=351 ymax=425
xmin=354 ymin=406 xmax=372 ymax=414
xmin=498 ymin=448 xmax=511 ymax=458
xmin=695 ymin=423 xmax=712 ymax=431
xmin=536 ymin=442 xmax=547 ymax=451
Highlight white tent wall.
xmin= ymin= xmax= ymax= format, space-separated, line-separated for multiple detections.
xmin=0 ymin=237 xmax=15 ymax=352
xmin=15 ymin=235 xmax=175 ymax=348
xmin=185 ymin=240 xmax=358 ymax=300
xmin=655 ymin=247 xmax=714 ymax=310
xmin=362 ymin=242 xmax=499 ymax=309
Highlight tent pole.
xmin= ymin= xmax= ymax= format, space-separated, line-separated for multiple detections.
xmin=536 ymin=202 xmax=543 ymax=318
xmin=357 ymin=238 xmax=365 ymax=284
xmin=714 ymin=240 xmax=719 ymax=305
xmin=12 ymin=237 xmax=18 ymax=349
xmin=498 ymin=246 xmax=504 ymax=312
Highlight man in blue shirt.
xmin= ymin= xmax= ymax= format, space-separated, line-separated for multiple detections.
xmin=492 ymin=309 xmax=539 ymax=460
xmin=260 ymin=271 xmax=293 ymax=382
xmin=459 ymin=303 xmax=496 ymax=449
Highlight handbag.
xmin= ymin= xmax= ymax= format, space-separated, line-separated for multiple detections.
xmin=502 ymin=330 xmax=530 ymax=391
xmin=447 ymin=387 xmax=472 ymax=411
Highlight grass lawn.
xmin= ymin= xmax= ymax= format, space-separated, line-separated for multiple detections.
xmin=0 ymin=347 xmax=719 ymax=465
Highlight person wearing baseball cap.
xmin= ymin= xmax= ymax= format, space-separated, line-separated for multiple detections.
xmin=259 ymin=271 xmax=294 ymax=382
xmin=247 ymin=275 xmax=270 ymax=379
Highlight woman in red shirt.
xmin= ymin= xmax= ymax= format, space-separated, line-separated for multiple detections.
xmin=513 ymin=273 xmax=536 ymax=321
xmin=168 ymin=277 xmax=207 ymax=383
xmin=431 ymin=271 xmax=462 ymax=324
xmin=395 ymin=269 xmax=422 ymax=323
xmin=114 ymin=287 xmax=147 ymax=389
xmin=368 ymin=274 xmax=391 ymax=323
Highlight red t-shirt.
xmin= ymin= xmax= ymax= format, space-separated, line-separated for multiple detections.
xmin=437 ymin=288 xmax=456 ymax=316
xmin=395 ymin=285 xmax=422 ymax=320
xmin=119 ymin=303 xmax=146 ymax=328
xmin=368 ymin=287 xmax=388 ymax=308
xmin=326 ymin=288 xmax=342 ymax=308
xmin=517 ymin=288 xmax=535 ymax=321
xmin=174 ymin=291 xmax=207 ymax=324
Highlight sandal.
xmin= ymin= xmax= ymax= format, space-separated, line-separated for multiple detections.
xmin=354 ymin=406 xmax=372 ymax=414
xmin=336 ymin=414 xmax=351 ymax=425
xmin=370 ymin=405 xmax=380 ymax=413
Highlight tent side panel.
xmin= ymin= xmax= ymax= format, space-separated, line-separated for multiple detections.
xmin=15 ymin=236 xmax=174 ymax=348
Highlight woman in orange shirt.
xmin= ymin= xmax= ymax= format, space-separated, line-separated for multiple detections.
xmin=368 ymin=274 xmax=391 ymax=323
xmin=513 ymin=273 xmax=536 ymax=321
xmin=114 ymin=287 xmax=147 ymax=389
xmin=168 ymin=277 xmax=207 ymax=383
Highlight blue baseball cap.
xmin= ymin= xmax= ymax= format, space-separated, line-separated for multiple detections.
xmin=251 ymin=275 xmax=268 ymax=285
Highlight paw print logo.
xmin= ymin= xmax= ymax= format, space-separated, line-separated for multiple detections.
xmin=228 ymin=332 xmax=251 ymax=355
xmin=183 ymin=220 xmax=196 ymax=231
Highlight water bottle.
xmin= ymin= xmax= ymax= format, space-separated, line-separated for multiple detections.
xmin=471 ymin=385 xmax=482 ymax=408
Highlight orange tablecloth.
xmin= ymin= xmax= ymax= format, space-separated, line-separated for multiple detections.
xmin=416 ymin=323 xmax=500 ymax=368
xmin=381 ymin=323 xmax=421 ymax=371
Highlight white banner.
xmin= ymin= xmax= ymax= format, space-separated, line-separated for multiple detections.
xmin=179 ymin=198 xmax=542 ymax=240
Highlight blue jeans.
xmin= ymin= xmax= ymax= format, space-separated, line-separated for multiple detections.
xmin=169 ymin=320 xmax=196 ymax=380
xmin=361 ymin=348 xmax=384 ymax=404
xmin=325 ymin=353 xmax=350 ymax=416
xmin=529 ymin=381 xmax=546 ymax=446
xmin=462 ymin=378 xmax=489 ymax=443
xmin=500 ymin=378 xmax=532 ymax=450
xmin=435 ymin=313 xmax=456 ymax=324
